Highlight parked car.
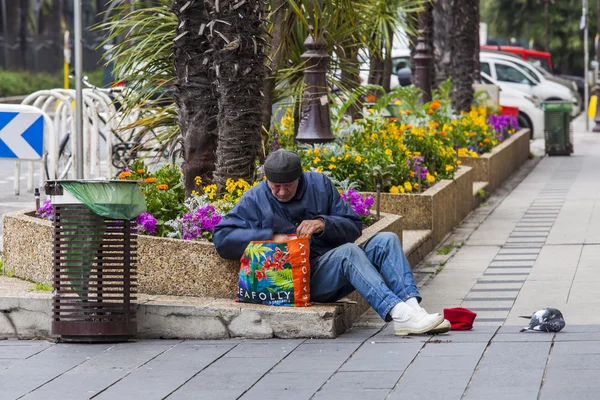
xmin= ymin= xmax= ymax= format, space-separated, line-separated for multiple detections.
xmin=481 ymin=45 xmax=553 ymax=72
xmin=480 ymin=72 xmax=544 ymax=139
xmin=480 ymin=53 xmax=581 ymax=117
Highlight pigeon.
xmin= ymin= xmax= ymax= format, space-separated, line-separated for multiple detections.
xmin=519 ymin=308 xmax=565 ymax=333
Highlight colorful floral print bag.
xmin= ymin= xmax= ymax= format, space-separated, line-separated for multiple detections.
xmin=238 ymin=237 xmax=311 ymax=306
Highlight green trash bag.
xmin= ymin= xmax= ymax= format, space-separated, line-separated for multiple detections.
xmin=58 ymin=181 xmax=146 ymax=302
xmin=61 ymin=181 xmax=147 ymax=220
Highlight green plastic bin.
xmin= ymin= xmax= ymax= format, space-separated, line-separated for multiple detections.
xmin=542 ymin=101 xmax=573 ymax=156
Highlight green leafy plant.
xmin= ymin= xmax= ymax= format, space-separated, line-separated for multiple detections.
xmin=30 ymin=283 xmax=53 ymax=292
xmin=436 ymin=244 xmax=454 ymax=255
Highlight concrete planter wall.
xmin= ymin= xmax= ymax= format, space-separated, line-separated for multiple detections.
xmin=2 ymin=210 xmax=402 ymax=299
xmin=362 ymin=165 xmax=473 ymax=245
xmin=459 ymin=128 xmax=530 ymax=194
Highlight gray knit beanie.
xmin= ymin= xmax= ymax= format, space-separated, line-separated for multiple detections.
xmin=264 ymin=150 xmax=303 ymax=183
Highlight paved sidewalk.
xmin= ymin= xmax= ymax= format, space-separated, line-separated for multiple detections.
xmin=4 ymin=116 xmax=600 ymax=400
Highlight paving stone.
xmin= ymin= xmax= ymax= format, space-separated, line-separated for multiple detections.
xmin=20 ymin=342 xmax=178 ymax=400
xmin=243 ymin=371 xmax=331 ymax=394
xmin=489 ymin=260 xmax=536 ymax=267
xmin=0 ymin=342 xmax=53 ymax=359
xmin=94 ymin=343 xmax=236 ymax=400
xmin=339 ymin=342 xmax=423 ymax=371
xmin=312 ymin=388 xmax=391 ymax=400
xmin=322 ymin=370 xmax=401 ymax=389
xmin=1 ymin=344 xmax=114 ymax=399
xmin=240 ymin=389 xmax=317 ymax=400
xmin=272 ymin=342 xmax=361 ymax=373
xmin=305 ymin=327 xmax=381 ymax=343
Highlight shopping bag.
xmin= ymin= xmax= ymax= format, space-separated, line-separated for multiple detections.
xmin=238 ymin=237 xmax=311 ymax=306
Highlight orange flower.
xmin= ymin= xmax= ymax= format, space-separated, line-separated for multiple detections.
xmin=483 ymin=138 xmax=490 ymax=143
xmin=137 ymin=169 xmax=145 ymax=174
xmin=156 ymin=184 xmax=169 ymax=190
xmin=145 ymin=177 xmax=157 ymax=183
xmin=119 ymin=171 xmax=132 ymax=180
xmin=405 ymin=110 xmax=412 ymax=115
xmin=389 ymin=117 xmax=398 ymax=122
xmin=438 ymin=131 xmax=447 ymax=136
xmin=430 ymin=100 xmax=441 ymax=109
xmin=427 ymin=109 xmax=434 ymax=115
xmin=366 ymin=95 xmax=376 ymax=102
xmin=431 ymin=122 xmax=439 ymax=127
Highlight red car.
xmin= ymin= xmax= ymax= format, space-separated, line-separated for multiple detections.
xmin=481 ymin=45 xmax=553 ymax=72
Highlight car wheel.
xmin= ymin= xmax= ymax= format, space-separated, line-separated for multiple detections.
xmin=517 ymin=112 xmax=533 ymax=139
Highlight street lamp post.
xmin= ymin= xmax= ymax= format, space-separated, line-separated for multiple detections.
xmin=295 ymin=34 xmax=335 ymax=144
xmin=412 ymin=10 xmax=432 ymax=104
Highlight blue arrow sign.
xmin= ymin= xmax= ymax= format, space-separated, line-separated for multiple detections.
xmin=0 ymin=107 xmax=45 ymax=160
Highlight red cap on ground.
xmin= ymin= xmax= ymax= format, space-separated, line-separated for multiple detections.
xmin=444 ymin=307 xmax=477 ymax=331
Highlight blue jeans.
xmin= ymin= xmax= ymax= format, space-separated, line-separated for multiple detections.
xmin=311 ymin=232 xmax=420 ymax=320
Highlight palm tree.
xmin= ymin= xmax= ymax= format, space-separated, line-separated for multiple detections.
xmin=450 ymin=0 xmax=479 ymax=112
xmin=172 ymin=0 xmax=218 ymax=194
xmin=206 ymin=0 xmax=267 ymax=189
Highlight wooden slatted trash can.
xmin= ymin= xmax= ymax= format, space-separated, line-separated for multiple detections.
xmin=45 ymin=180 xmax=146 ymax=343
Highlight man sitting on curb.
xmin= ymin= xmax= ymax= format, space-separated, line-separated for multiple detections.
xmin=213 ymin=149 xmax=450 ymax=335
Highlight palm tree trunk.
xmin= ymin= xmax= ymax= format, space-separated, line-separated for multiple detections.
xmin=209 ymin=0 xmax=267 ymax=190
xmin=382 ymin=24 xmax=394 ymax=92
xmin=433 ymin=0 xmax=452 ymax=87
xmin=340 ymin=45 xmax=361 ymax=119
xmin=450 ymin=0 xmax=478 ymax=112
xmin=172 ymin=0 xmax=219 ymax=195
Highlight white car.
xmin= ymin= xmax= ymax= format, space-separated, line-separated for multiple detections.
xmin=480 ymin=53 xmax=580 ymax=116
xmin=480 ymin=72 xmax=544 ymax=139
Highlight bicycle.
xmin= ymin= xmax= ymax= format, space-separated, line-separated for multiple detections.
xmin=45 ymin=77 xmax=171 ymax=180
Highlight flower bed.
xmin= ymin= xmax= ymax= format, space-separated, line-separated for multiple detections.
xmin=3 ymin=210 xmax=402 ymax=298
xmin=361 ymin=166 xmax=473 ymax=246
xmin=458 ymin=128 xmax=530 ymax=193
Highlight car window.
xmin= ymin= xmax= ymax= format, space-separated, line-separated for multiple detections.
xmin=480 ymin=62 xmax=491 ymax=76
xmin=527 ymin=57 xmax=551 ymax=73
xmin=495 ymin=63 xmax=534 ymax=85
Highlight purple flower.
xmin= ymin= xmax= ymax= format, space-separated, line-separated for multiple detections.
xmin=136 ymin=213 xmax=157 ymax=235
xmin=36 ymin=199 xmax=54 ymax=221
xmin=180 ymin=204 xmax=222 ymax=241
xmin=342 ymin=190 xmax=374 ymax=216
xmin=488 ymin=114 xmax=519 ymax=138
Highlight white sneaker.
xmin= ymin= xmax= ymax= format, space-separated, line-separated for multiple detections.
xmin=394 ymin=310 xmax=444 ymax=336
xmin=428 ymin=319 xmax=451 ymax=335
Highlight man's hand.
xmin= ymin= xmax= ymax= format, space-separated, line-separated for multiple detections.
xmin=273 ymin=234 xmax=290 ymax=243
xmin=296 ymin=219 xmax=325 ymax=238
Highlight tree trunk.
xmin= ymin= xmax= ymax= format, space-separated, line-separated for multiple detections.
xmin=340 ymin=45 xmax=361 ymax=119
xmin=433 ymin=0 xmax=452 ymax=87
xmin=261 ymin=0 xmax=290 ymax=158
xmin=18 ymin=0 xmax=28 ymax=68
xmin=209 ymin=0 xmax=267 ymax=190
xmin=382 ymin=24 xmax=394 ymax=93
xmin=368 ymin=51 xmax=384 ymax=88
xmin=450 ymin=0 xmax=478 ymax=112
xmin=172 ymin=0 xmax=219 ymax=196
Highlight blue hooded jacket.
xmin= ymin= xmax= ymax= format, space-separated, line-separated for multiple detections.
xmin=213 ymin=172 xmax=363 ymax=266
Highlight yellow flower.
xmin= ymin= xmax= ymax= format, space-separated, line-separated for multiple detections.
xmin=314 ymin=148 xmax=321 ymax=156
xmin=385 ymin=149 xmax=392 ymax=156
xmin=328 ymin=164 xmax=336 ymax=170
xmin=404 ymin=182 xmax=413 ymax=192
xmin=367 ymin=108 xmax=375 ymax=113
xmin=194 ymin=176 xmax=202 ymax=186
xmin=191 ymin=190 xmax=199 ymax=196
xmin=389 ymin=186 xmax=399 ymax=194
xmin=316 ymin=166 xmax=324 ymax=173
xmin=330 ymin=156 xmax=336 ymax=162
xmin=307 ymin=149 xmax=313 ymax=155
xmin=337 ymin=156 xmax=342 ymax=160
xmin=313 ymin=157 xmax=321 ymax=164
xmin=394 ymin=100 xmax=401 ymax=105
xmin=445 ymin=165 xmax=455 ymax=172
xmin=204 ymin=184 xmax=217 ymax=200
xmin=355 ymin=155 xmax=362 ymax=164
xmin=427 ymin=173 xmax=435 ymax=183
xmin=414 ymin=183 xmax=419 ymax=189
